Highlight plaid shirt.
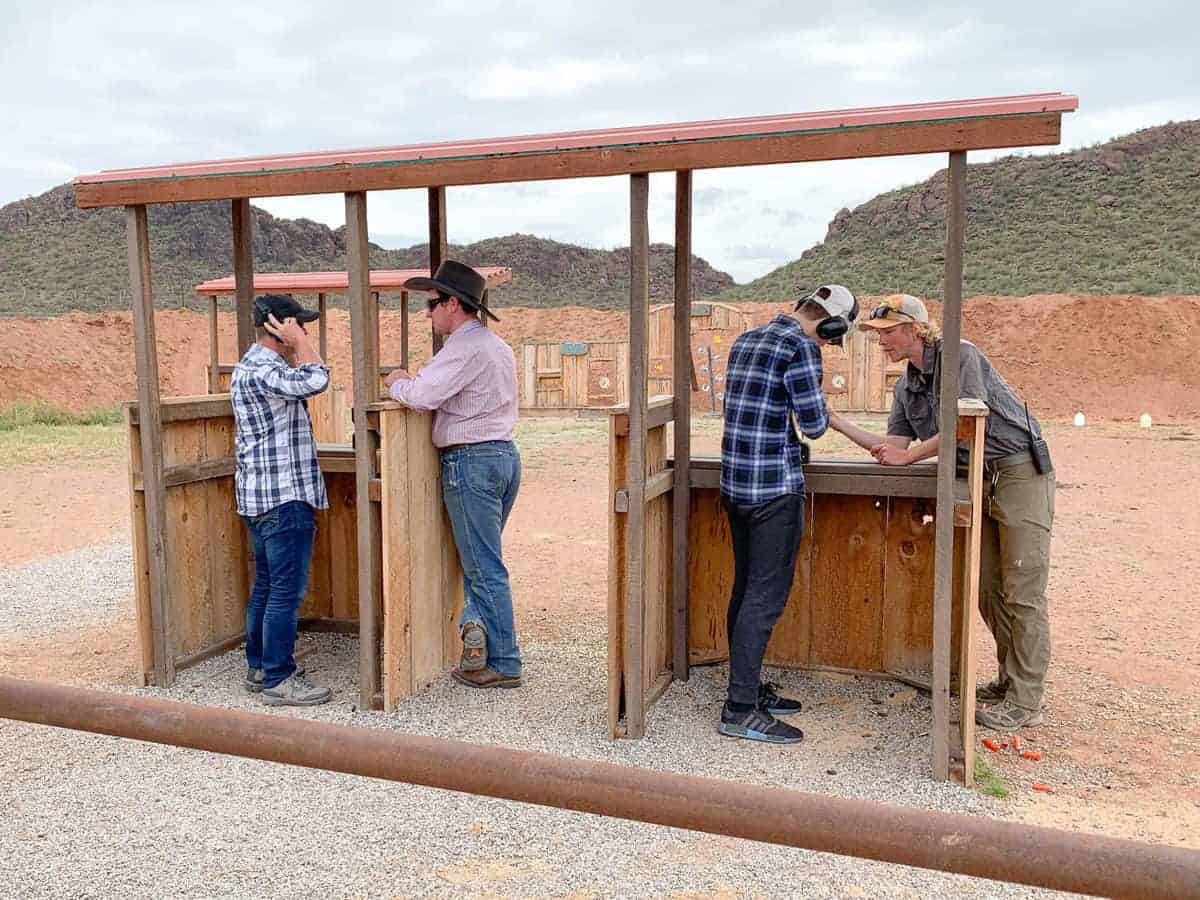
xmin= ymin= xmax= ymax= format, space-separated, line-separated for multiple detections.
xmin=720 ymin=315 xmax=828 ymax=504
xmin=231 ymin=343 xmax=330 ymax=517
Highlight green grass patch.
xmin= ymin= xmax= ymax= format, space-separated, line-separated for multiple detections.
xmin=0 ymin=404 xmax=126 ymax=469
xmin=974 ymin=756 xmax=1010 ymax=800
xmin=0 ymin=402 xmax=123 ymax=431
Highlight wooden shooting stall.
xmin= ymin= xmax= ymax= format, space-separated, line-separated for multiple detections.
xmin=195 ymin=267 xmax=512 ymax=442
xmin=76 ymin=91 xmax=1076 ymax=780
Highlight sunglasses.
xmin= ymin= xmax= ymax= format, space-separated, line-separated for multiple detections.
xmin=869 ymin=305 xmax=916 ymax=322
xmin=426 ymin=292 xmax=453 ymax=311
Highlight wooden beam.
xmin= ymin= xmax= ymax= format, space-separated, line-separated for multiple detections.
xmin=624 ymin=172 xmax=650 ymax=739
xmin=125 ymin=204 xmax=174 ymax=687
xmin=126 ymin=395 xmax=232 ymax=425
xmin=672 ymin=169 xmax=692 ymax=682
xmin=958 ymin=411 xmax=988 ymax=786
xmin=232 ymin=198 xmax=255 ymax=356
xmin=400 ymin=289 xmax=409 ymax=370
xmin=932 ymin=150 xmax=967 ymax=782
xmin=429 ymin=186 xmax=446 ymax=354
xmin=346 ymin=190 xmax=382 ymax=710
xmin=76 ymin=114 xmax=1064 ymax=208
xmin=208 ymin=295 xmax=220 ymax=393
xmin=611 ymin=395 xmax=674 ymax=436
xmin=614 ymin=470 xmax=674 ymax=511
xmin=317 ymin=292 xmax=328 ymax=359
xmin=133 ymin=457 xmax=236 ymax=491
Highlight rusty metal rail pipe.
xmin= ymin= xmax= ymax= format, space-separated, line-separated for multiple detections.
xmin=1 ymin=676 xmax=1197 ymax=899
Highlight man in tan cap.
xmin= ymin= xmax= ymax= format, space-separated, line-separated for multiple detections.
xmin=828 ymin=294 xmax=1055 ymax=731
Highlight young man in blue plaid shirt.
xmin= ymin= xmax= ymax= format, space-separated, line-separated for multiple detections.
xmin=719 ymin=284 xmax=858 ymax=743
xmin=232 ymin=294 xmax=332 ymax=707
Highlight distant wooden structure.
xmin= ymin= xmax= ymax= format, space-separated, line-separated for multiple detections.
xmin=76 ymin=91 xmax=1077 ymax=784
xmin=195 ymin=268 xmax=512 ymax=442
xmin=518 ymin=302 xmax=748 ymax=413
xmin=822 ymin=327 xmax=909 ymax=413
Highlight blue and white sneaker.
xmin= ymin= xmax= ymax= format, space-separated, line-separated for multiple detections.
xmin=718 ymin=704 xmax=804 ymax=744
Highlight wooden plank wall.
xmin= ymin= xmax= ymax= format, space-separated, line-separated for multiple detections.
xmin=128 ymin=411 xmax=250 ymax=682
xmin=687 ymin=488 xmax=964 ymax=677
xmin=520 ymin=341 xmax=628 ymax=410
xmin=822 ymin=329 xmax=907 ymax=413
xmin=300 ymin=472 xmax=360 ymax=621
xmin=212 ymin=367 xmax=350 ymax=443
xmin=379 ymin=405 xmax=464 ymax=710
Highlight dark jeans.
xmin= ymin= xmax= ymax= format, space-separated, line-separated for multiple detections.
xmin=723 ymin=492 xmax=806 ymax=707
xmin=243 ymin=500 xmax=316 ymax=689
xmin=441 ymin=441 xmax=522 ymax=677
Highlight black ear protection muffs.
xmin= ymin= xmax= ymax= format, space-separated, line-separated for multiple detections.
xmin=797 ymin=285 xmax=859 ymax=346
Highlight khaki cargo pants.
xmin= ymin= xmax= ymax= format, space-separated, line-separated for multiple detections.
xmin=977 ymin=460 xmax=1055 ymax=711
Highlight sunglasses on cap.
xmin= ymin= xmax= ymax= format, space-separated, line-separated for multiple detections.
xmin=868 ymin=305 xmax=917 ymax=323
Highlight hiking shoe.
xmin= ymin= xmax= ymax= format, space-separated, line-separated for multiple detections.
xmin=244 ymin=666 xmax=305 ymax=694
xmin=759 ymin=681 xmax=802 ymax=716
xmin=975 ymin=679 xmax=1010 ymax=705
xmin=451 ymin=666 xmax=522 ymax=689
xmin=718 ymin=704 xmax=804 ymax=744
xmin=261 ymin=673 xmax=332 ymax=707
xmin=460 ymin=622 xmax=488 ymax=672
xmin=975 ymin=699 xmax=1043 ymax=731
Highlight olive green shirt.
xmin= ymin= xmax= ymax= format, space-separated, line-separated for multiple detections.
xmin=887 ymin=339 xmax=1042 ymax=465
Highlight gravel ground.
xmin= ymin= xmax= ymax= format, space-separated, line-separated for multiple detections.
xmin=0 ymin=540 xmax=131 ymax=637
xmin=1 ymin=580 xmax=1087 ymax=899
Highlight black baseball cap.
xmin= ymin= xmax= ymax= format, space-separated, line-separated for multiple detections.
xmin=253 ymin=293 xmax=320 ymax=327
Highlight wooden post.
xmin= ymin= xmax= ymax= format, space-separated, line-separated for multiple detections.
xmin=672 ymin=170 xmax=692 ymax=682
xmin=126 ymin=205 xmax=174 ymax=687
xmin=208 ymin=295 xmax=220 ymax=394
xmin=346 ymin=191 xmax=382 ymax=709
xmin=232 ymin=198 xmax=255 ymax=356
xmin=625 ymin=173 xmax=650 ymax=737
xmin=933 ymin=150 xmax=967 ymax=780
xmin=400 ymin=289 xmax=409 ymax=370
xmin=958 ymin=399 xmax=989 ymax=787
xmin=428 ymin=186 xmax=447 ymax=354
xmin=317 ymin=292 xmax=328 ymax=360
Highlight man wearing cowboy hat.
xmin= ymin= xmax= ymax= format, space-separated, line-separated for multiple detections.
xmin=384 ymin=260 xmax=523 ymax=689
xmin=828 ymin=294 xmax=1055 ymax=731
xmin=717 ymin=284 xmax=858 ymax=744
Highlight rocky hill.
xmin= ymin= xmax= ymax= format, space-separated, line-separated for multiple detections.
xmin=722 ymin=120 xmax=1200 ymax=300
xmin=0 ymin=187 xmax=734 ymax=316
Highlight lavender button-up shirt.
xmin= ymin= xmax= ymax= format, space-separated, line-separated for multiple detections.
xmin=388 ymin=319 xmax=518 ymax=448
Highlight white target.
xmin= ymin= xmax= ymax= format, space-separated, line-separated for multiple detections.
xmin=832 ymin=375 xmax=846 ymax=389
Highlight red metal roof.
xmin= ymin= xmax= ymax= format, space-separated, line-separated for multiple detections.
xmin=194 ymin=267 xmax=512 ymax=296
xmin=79 ymin=94 xmax=1077 ymax=186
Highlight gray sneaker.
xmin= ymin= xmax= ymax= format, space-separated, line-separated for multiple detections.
xmin=262 ymin=673 xmax=331 ymax=707
xmin=975 ymin=679 xmax=1010 ymax=705
xmin=244 ymin=666 xmax=305 ymax=694
xmin=460 ymin=622 xmax=488 ymax=672
xmin=975 ymin=698 xmax=1043 ymax=730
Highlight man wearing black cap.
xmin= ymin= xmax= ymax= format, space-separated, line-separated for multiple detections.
xmin=384 ymin=261 xmax=523 ymax=689
xmin=718 ymin=284 xmax=858 ymax=743
xmin=231 ymin=293 xmax=332 ymax=707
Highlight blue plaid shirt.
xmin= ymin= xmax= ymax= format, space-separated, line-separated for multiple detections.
xmin=720 ymin=315 xmax=828 ymax=504
xmin=231 ymin=343 xmax=330 ymax=517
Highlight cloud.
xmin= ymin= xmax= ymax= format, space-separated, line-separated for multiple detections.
xmin=3 ymin=0 xmax=1199 ymax=283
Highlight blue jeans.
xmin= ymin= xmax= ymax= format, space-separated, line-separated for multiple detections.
xmin=441 ymin=441 xmax=522 ymax=677
xmin=242 ymin=500 xmax=316 ymax=689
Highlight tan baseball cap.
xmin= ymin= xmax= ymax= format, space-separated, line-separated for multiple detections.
xmin=858 ymin=293 xmax=929 ymax=331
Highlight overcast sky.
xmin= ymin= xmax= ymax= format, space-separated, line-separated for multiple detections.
xmin=3 ymin=1 xmax=1197 ymax=282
